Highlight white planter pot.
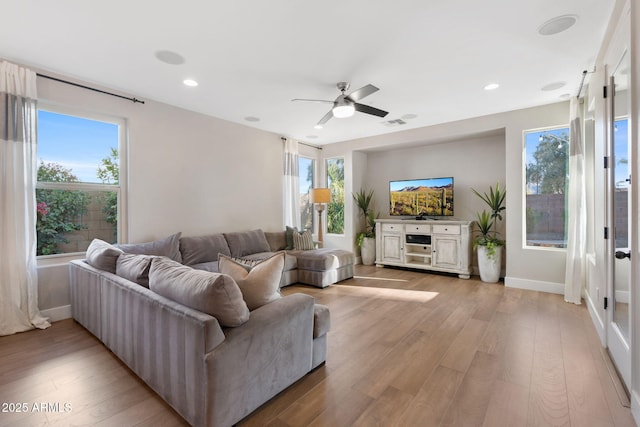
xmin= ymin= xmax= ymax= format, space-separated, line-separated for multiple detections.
xmin=477 ymin=245 xmax=502 ymax=283
xmin=361 ymin=237 xmax=376 ymax=266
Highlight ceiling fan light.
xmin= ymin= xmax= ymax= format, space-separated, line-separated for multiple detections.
xmin=333 ymin=104 xmax=355 ymax=118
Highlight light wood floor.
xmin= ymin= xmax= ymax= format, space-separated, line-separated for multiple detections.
xmin=0 ymin=266 xmax=636 ymax=427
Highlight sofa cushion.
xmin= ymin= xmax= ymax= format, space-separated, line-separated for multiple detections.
xmin=86 ymin=239 xmax=124 ymax=274
xmin=149 ymin=257 xmax=249 ymax=327
xmin=264 ymin=231 xmax=287 ymax=251
xmin=224 ymin=229 xmax=271 ymax=258
xmin=285 ymin=226 xmax=296 ymax=250
xmin=218 ymin=252 xmax=284 ymax=311
xmin=116 ymin=232 xmax=182 ymax=263
xmin=115 ymin=253 xmax=155 ymax=287
xmin=236 ymin=251 xmax=297 ymax=272
xmin=291 ymin=248 xmax=354 ymax=271
xmin=313 ymin=304 xmax=331 ymax=338
xmin=293 ymin=229 xmax=314 ymax=250
xmin=180 ymin=233 xmax=231 ymax=265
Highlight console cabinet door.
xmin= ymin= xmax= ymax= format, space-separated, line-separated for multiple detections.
xmin=432 ymin=235 xmax=460 ymax=269
xmin=381 ymin=233 xmax=403 ymax=263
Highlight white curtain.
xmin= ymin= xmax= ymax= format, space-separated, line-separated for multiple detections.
xmin=0 ymin=61 xmax=50 ymax=335
xmin=564 ymin=97 xmax=586 ymax=304
xmin=283 ymin=138 xmax=301 ymax=229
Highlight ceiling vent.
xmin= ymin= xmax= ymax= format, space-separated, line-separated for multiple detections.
xmin=382 ymin=118 xmax=407 ymax=127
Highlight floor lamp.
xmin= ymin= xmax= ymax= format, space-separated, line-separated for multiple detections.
xmin=310 ymin=188 xmax=331 ymax=245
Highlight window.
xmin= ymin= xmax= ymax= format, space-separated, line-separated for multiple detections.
xmin=524 ymin=126 xmax=569 ymax=248
xmin=299 ymin=156 xmax=315 ymax=230
xmin=36 ymin=108 xmax=125 ymax=256
xmin=326 ymin=158 xmax=344 ymax=234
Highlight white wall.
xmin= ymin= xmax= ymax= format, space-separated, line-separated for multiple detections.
xmin=33 ymin=70 xmax=284 ymax=317
xmin=322 ymin=102 xmax=569 ymax=289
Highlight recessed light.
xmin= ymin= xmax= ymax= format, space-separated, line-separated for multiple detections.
xmin=484 ymin=83 xmax=500 ymax=91
xmin=401 ymin=114 xmax=418 ymax=120
xmin=559 ymin=93 xmax=572 ymax=99
xmin=155 ymin=50 xmax=185 ymax=65
xmin=183 ymin=79 xmax=198 ymax=87
xmin=541 ymin=81 xmax=566 ymax=91
xmin=538 ymin=15 xmax=578 ymax=36
xmin=306 ymin=135 xmax=319 ymax=139
xmin=313 ymin=124 xmax=323 ymax=130
xmin=244 ymin=116 xmax=260 ymax=122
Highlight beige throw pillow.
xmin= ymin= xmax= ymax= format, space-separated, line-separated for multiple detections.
xmin=218 ymin=252 xmax=284 ymax=310
xmin=293 ymin=229 xmax=314 ymax=250
xmin=149 ymin=257 xmax=250 ymax=327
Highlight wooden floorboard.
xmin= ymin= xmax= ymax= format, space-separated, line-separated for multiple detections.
xmin=0 ymin=265 xmax=636 ymax=427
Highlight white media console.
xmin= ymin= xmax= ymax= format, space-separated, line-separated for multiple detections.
xmin=375 ymin=219 xmax=473 ymax=279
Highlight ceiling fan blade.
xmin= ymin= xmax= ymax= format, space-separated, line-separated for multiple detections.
xmin=354 ymin=103 xmax=388 ymax=118
xmin=346 ymin=84 xmax=379 ymax=102
xmin=318 ymin=110 xmax=334 ymax=125
xmin=291 ymin=98 xmax=334 ymax=103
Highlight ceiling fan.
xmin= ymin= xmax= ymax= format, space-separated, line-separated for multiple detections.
xmin=292 ymin=82 xmax=389 ymax=127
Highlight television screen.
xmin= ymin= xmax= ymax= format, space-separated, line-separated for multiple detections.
xmin=389 ymin=177 xmax=454 ymax=217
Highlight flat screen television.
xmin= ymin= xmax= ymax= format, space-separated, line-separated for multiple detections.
xmin=389 ymin=177 xmax=454 ymax=217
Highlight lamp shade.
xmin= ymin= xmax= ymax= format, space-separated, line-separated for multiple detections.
xmin=310 ymin=188 xmax=331 ymax=204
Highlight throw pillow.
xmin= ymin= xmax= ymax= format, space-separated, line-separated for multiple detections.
xmin=285 ymin=226 xmax=297 ymax=250
xmin=149 ymin=257 xmax=249 ymax=327
xmin=218 ymin=252 xmax=284 ymax=311
xmin=85 ymin=239 xmax=123 ymax=274
xmin=116 ymin=232 xmax=183 ymax=263
xmin=223 ymin=229 xmax=271 ymax=258
xmin=293 ymin=229 xmax=314 ymax=250
xmin=116 ymin=253 xmax=155 ymax=287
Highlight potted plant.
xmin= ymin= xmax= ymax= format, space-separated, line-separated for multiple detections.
xmin=472 ymin=183 xmax=506 ymax=282
xmin=353 ymin=188 xmax=378 ymax=265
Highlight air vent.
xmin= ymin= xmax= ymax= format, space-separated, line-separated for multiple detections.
xmin=382 ymin=119 xmax=407 ymax=127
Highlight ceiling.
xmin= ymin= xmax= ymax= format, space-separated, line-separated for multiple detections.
xmin=0 ymin=0 xmax=615 ymax=145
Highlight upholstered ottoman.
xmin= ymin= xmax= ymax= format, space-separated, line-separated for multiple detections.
xmin=292 ymin=248 xmax=354 ymax=288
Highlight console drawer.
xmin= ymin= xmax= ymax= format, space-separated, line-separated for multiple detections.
xmin=382 ymin=223 xmax=401 ymax=233
xmin=405 ymin=224 xmax=431 ymax=234
xmin=432 ymin=224 xmax=460 ymax=235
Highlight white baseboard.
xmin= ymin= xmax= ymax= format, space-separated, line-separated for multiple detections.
xmin=504 ymin=276 xmax=564 ymax=294
xmin=585 ymin=292 xmax=606 ymax=345
xmin=41 ymin=305 xmax=72 ymax=322
xmin=631 ymin=390 xmax=640 ymax=426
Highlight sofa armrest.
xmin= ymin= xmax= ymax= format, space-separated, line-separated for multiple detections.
xmin=203 ymin=293 xmax=315 ymax=426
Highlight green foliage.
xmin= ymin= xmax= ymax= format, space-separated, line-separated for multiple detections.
xmin=353 ymin=188 xmax=379 ymax=247
xmin=327 ymin=159 xmax=345 ymax=234
xmin=36 ymin=161 xmax=90 ymax=255
xmin=97 ymin=147 xmax=119 ymax=184
xmin=472 ymin=182 xmax=506 ymax=257
xmin=526 ymin=133 xmax=568 ymax=194
xmin=97 ymin=148 xmax=119 ymax=236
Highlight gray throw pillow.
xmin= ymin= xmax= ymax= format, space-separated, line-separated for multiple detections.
xmin=179 ymin=233 xmax=231 ymax=265
xmin=224 ymin=229 xmax=271 ymax=257
xmin=116 ymin=232 xmax=182 ymax=263
xmin=149 ymin=257 xmax=249 ymax=327
xmin=285 ymin=226 xmax=296 ymax=250
xmin=116 ymin=253 xmax=155 ymax=287
xmin=218 ymin=252 xmax=284 ymax=311
xmin=86 ymin=239 xmax=124 ymax=274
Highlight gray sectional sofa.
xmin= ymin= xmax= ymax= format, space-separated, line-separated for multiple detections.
xmin=181 ymin=228 xmax=354 ymax=288
xmin=69 ymin=229 xmax=353 ymax=427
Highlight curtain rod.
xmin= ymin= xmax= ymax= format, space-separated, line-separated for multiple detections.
xmin=36 ymin=73 xmax=145 ymax=104
xmin=576 ymin=69 xmax=588 ymax=99
xmin=281 ymin=137 xmax=322 ymax=150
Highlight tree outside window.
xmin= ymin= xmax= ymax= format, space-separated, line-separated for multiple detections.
xmin=326 ymin=158 xmax=344 ymax=234
xmin=36 ymin=109 xmax=122 ymax=256
xmin=524 ymin=127 xmax=569 ymax=248
xmin=299 ymin=157 xmax=314 ymax=231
